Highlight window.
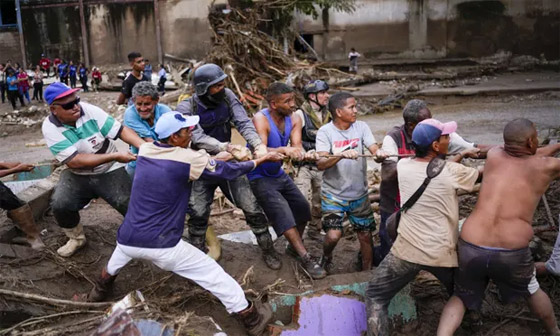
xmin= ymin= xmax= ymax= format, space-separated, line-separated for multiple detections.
xmin=0 ymin=1 xmax=17 ymax=28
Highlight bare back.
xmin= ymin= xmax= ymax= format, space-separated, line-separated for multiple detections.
xmin=461 ymin=147 xmax=560 ymax=249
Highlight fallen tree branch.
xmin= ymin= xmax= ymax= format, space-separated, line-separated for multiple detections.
xmin=483 ymin=308 xmax=525 ymax=336
xmin=0 ymin=288 xmax=113 ymax=308
xmin=0 ymin=310 xmax=104 ymax=336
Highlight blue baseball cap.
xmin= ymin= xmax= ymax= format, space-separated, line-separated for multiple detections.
xmin=412 ymin=118 xmax=457 ymax=149
xmin=155 ymin=112 xmax=200 ymax=139
xmin=44 ymin=82 xmax=80 ymax=105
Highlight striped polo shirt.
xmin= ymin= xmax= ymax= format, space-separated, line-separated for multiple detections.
xmin=42 ymin=102 xmax=123 ymax=175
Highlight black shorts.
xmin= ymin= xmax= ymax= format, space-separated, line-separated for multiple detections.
xmin=0 ymin=181 xmax=25 ymax=211
xmin=454 ymin=238 xmax=539 ymax=310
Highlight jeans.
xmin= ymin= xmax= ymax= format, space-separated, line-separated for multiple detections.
xmin=51 ymin=167 xmax=132 ymax=229
xmin=188 ymin=175 xmax=268 ymax=238
xmin=33 ymin=82 xmax=43 ymax=101
xmin=374 ymin=210 xmax=394 ymax=264
xmin=365 ymin=252 xmax=454 ymax=336
xmin=0 ymin=181 xmax=25 ymax=211
xmin=0 ymin=82 xmax=6 ymax=103
xmin=294 ymin=165 xmax=322 ymax=220
xmin=80 ymin=76 xmax=88 ymax=92
xmin=70 ymin=75 xmax=77 ymax=88
xmin=546 ymin=232 xmax=560 ymax=276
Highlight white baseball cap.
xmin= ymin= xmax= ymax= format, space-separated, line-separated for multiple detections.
xmin=155 ymin=112 xmax=199 ymax=139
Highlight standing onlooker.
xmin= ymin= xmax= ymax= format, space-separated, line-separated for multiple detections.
xmin=53 ymin=57 xmax=61 ymax=79
xmin=78 ymin=63 xmax=88 ymax=92
xmin=17 ymin=68 xmax=31 ymax=104
xmin=58 ymin=60 xmax=69 ymax=85
xmin=68 ymin=61 xmax=77 ymax=88
xmin=348 ymin=48 xmax=361 ymax=73
xmin=91 ymin=67 xmax=102 ymax=92
xmin=32 ymin=65 xmax=44 ymax=102
xmin=157 ymin=64 xmax=166 ymax=95
xmin=143 ymin=59 xmax=152 ymax=81
xmin=6 ymin=69 xmax=23 ymax=109
xmin=39 ymin=54 xmax=51 ymax=77
xmin=0 ymin=64 xmax=6 ymax=104
xmin=116 ymin=52 xmax=148 ymax=105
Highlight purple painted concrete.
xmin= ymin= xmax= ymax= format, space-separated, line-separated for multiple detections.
xmin=281 ymin=295 xmax=367 ymax=336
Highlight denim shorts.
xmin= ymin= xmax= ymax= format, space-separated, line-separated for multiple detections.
xmin=321 ymin=192 xmax=375 ymax=232
xmin=249 ymin=174 xmax=311 ymax=236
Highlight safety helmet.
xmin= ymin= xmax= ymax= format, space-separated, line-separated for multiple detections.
xmin=303 ymin=80 xmax=329 ymax=98
xmin=193 ymin=63 xmax=228 ymax=96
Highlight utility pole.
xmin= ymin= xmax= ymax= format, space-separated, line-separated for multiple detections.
xmin=154 ymin=0 xmax=163 ymax=65
xmin=78 ymin=0 xmax=90 ymax=68
xmin=15 ymin=0 xmax=27 ymax=68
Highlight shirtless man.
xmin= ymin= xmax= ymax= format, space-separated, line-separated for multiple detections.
xmin=437 ymin=118 xmax=560 ymax=336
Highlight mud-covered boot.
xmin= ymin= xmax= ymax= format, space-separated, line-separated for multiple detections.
xmin=188 ymin=234 xmax=208 ymax=253
xmin=8 ymin=203 xmax=45 ymax=250
xmin=236 ymin=300 xmax=273 ymax=336
xmin=255 ymin=232 xmax=282 ymax=270
xmin=57 ymin=223 xmax=86 ymax=257
xmin=88 ymin=268 xmax=117 ymax=302
xmin=301 ymin=253 xmax=327 ymax=279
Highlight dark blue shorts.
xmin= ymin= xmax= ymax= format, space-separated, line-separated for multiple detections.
xmin=249 ymin=174 xmax=311 ymax=236
xmin=455 ymin=238 xmax=539 ymax=310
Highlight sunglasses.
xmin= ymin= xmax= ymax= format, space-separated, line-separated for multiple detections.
xmin=54 ymin=97 xmax=80 ymax=110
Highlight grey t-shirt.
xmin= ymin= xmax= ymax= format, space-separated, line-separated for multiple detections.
xmin=316 ymin=121 xmax=376 ymax=200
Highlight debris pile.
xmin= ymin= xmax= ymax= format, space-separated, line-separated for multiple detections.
xmin=205 ymin=5 xmax=363 ymax=114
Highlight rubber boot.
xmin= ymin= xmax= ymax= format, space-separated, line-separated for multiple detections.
xmin=88 ymin=267 xmax=117 ymax=302
xmin=7 ymin=203 xmax=45 ymax=250
xmin=188 ymin=234 xmax=208 ymax=253
xmin=57 ymin=223 xmax=86 ymax=257
xmin=301 ymin=253 xmax=327 ymax=279
xmin=255 ymin=232 xmax=282 ymax=270
xmin=235 ymin=300 xmax=273 ymax=336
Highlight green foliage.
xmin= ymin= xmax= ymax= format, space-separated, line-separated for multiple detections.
xmin=291 ymin=0 xmax=357 ymax=19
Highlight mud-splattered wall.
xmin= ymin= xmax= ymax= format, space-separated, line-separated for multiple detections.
xmin=297 ymin=0 xmax=560 ymax=60
xmin=0 ymin=30 xmax=21 ymax=63
xmin=13 ymin=0 xmax=214 ymax=66
xmin=87 ymin=3 xmax=157 ymax=65
xmin=3 ymin=0 xmax=558 ymax=67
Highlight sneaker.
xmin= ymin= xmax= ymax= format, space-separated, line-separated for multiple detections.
xmin=301 ymin=254 xmax=327 ymax=279
xmin=319 ymin=255 xmax=335 ymax=274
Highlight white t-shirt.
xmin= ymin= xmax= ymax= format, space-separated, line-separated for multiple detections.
xmin=391 ymin=159 xmax=479 ymax=267
xmin=381 ymin=132 xmax=475 ymax=163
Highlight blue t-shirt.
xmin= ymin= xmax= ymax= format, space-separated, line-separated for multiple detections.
xmin=7 ymin=75 xmax=18 ymax=91
xmin=247 ymin=108 xmax=291 ymax=180
xmin=117 ymin=142 xmax=255 ymax=248
xmin=58 ymin=64 xmax=67 ymax=76
xmin=69 ymin=65 xmax=77 ymax=76
xmin=79 ymin=67 xmax=87 ymax=77
xmin=123 ymin=103 xmax=172 ymax=169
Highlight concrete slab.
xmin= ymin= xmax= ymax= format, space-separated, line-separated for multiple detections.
xmin=277 ymin=295 xmax=367 ymax=336
xmin=353 ymin=71 xmax=560 ymax=99
xmin=0 ymin=243 xmax=39 ymax=259
xmin=270 ymin=281 xmax=416 ymax=335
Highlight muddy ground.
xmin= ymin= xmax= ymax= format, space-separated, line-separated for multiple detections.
xmin=1 ymin=179 xmax=559 ymax=335
xmin=0 ymin=76 xmax=560 ymax=334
